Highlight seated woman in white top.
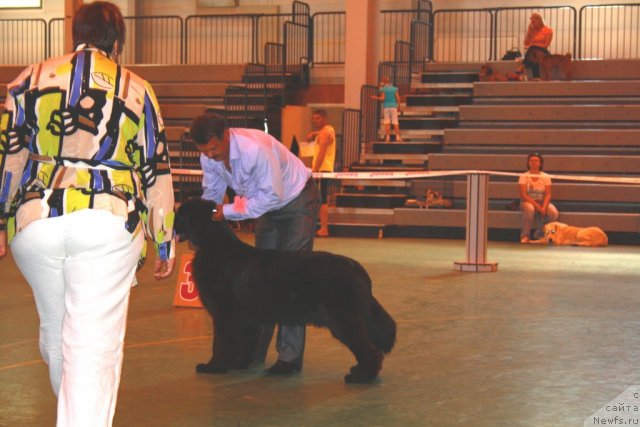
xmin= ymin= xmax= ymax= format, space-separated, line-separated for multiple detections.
xmin=518 ymin=152 xmax=559 ymax=243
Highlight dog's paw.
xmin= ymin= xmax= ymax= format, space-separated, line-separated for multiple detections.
xmin=344 ymin=371 xmax=378 ymax=384
xmin=196 ymin=362 xmax=228 ymax=374
xmin=345 ymin=364 xmax=378 ymax=383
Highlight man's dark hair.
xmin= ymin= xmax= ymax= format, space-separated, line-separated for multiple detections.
xmin=72 ymin=1 xmax=126 ymax=54
xmin=190 ymin=113 xmax=228 ymax=145
xmin=312 ymin=109 xmax=328 ymax=118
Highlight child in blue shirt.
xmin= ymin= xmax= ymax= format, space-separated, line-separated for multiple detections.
xmin=372 ymin=76 xmax=403 ymax=142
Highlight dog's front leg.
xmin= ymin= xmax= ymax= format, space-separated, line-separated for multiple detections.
xmin=196 ymin=312 xmax=233 ymax=374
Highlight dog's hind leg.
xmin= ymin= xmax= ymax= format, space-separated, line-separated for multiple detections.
xmin=366 ymin=297 xmax=396 ymax=354
xmin=326 ymin=313 xmax=383 ymax=384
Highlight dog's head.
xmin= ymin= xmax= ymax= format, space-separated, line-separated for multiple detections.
xmin=543 ymin=222 xmax=568 ymax=239
xmin=175 ymin=198 xmax=219 ymax=247
xmin=479 ymin=64 xmax=493 ymax=81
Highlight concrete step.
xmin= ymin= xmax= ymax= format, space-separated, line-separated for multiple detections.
xmin=335 ymin=193 xmax=408 ymax=209
xmin=421 ymin=71 xmax=479 ymax=84
xmin=459 ymin=104 xmax=640 ymax=122
xmin=372 ymin=141 xmax=442 ymax=154
xmin=399 ymin=117 xmax=459 ymax=130
xmin=406 ymin=94 xmax=472 ymax=107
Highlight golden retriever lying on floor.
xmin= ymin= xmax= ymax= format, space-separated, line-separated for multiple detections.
xmin=530 ymin=222 xmax=608 ymax=247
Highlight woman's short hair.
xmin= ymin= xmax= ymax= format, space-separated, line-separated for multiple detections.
xmin=73 ymin=1 xmax=126 ymax=54
xmin=527 ymin=152 xmax=544 ymax=170
xmin=189 ymin=113 xmax=228 ymax=145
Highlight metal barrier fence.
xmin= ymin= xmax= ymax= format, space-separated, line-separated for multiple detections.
xmin=0 ymin=3 xmax=639 ymax=66
xmin=360 ymin=85 xmax=380 ymax=147
xmin=341 ymin=108 xmax=362 ymax=171
xmin=494 ymin=7 xmax=576 ymax=62
xmin=0 ymin=18 xmax=47 ymax=65
xmin=432 ymin=9 xmax=494 ymax=62
xmin=311 ymin=12 xmax=345 ymax=65
xmin=49 ymin=16 xmax=183 ymax=64
xmin=433 ymin=6 xmax=576 ymax=62
xmin=312 ymin=9 xmax=430 ymax=65
xmin=579 ymin=4 xmax=640 ymax=59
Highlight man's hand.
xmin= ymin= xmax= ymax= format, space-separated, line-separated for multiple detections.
xmin=0 ymin=230 xmax=7 ymax=259
xmin=154 ymin=257 xmax=175 ymax=280
xmin=211 ymin=205 xmax=225 ymax=221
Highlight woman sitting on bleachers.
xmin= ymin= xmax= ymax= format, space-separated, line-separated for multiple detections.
xmin=518 ymin=152 xmax=559 ymax=243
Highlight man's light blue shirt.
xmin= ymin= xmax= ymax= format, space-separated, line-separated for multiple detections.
xmin=200 ymin=128 xmax=311 ymax=221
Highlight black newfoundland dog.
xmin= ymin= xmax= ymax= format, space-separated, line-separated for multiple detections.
xmin=174 ymin=198 xmax=396 ymax=384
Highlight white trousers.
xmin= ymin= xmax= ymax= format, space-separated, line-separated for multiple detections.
xmin=11 ymin=209 xmax=143 ymax=427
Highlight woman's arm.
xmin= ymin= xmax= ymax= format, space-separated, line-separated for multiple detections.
xmin=0 ymin=230 xmax=6 ymax=258
xmin=519 ymin=182 xmax=542 ymax=211
xmin=524 ymin=25 xmax=534 ymax=47
xmin=541 ymin=182 xmax=552 ymax=215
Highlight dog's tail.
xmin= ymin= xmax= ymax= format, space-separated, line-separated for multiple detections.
xmin=367 ymin=297 xmax=397 ymax=354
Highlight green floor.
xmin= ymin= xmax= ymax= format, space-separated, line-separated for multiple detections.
xmin=1 ymin=233 xmax=639 ymax=427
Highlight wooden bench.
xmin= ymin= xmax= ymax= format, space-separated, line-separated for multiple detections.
xmin=445 ymin=128 xmax=640 ymax=147
xmin=393 ymin=209 xmax=640 ymax=233
xmin=426 ymin=59 xmax=640 ymax=81
xmin=328 ymin=206 xmax=640 ymax=233
xmin=473 ymin=80 xmax=640 ymax=98
xmin=459 ymin=104 xmax=640 ymax=122
xmin=443 ymin=128 xmax=640 ymax=154
xmin=127 ymin=64 xmax=245 ymax=83
xmin=428 ymin=153 xmax=640 ymax=175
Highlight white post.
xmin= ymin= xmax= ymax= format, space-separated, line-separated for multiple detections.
xmin=454 ymin=173 xmax=498 ymax=272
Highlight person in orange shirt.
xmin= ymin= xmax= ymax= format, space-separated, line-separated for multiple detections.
xmin=522 ymin=13 xmax=553 ymax=79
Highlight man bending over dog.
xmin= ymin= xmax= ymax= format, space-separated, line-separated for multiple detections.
xmin=189 ymin=113 xmax=321 ymax=375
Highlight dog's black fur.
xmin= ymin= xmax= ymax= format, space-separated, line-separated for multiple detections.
xmin=174 ymin=198 xmax=397 ymax=384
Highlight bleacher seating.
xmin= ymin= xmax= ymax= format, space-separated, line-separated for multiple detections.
xmin=330 ymin=60 xmax=640 ymax=242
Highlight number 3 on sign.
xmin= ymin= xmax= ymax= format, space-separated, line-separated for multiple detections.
xmin=173 ymin=253 xmax=203 ymax=308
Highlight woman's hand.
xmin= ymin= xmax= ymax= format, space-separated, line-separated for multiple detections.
xmin=154 ymin=257 xmax=175 ymax=280
xmin=0 ymin=230 xmax=7 ymax=259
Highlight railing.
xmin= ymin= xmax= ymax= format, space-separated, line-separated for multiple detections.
xmin=433 ymin=6 xmax=576 ymax=62
xmin=284 ymin=21 xmax=309 ymax=75
xmin=411 ymin=20 xmax=432 ymax=69
xmin=184 ymin=14 xmax=256 ymax=65
xmin=494 ymin=7 xmax=576 ymax=62
xmin=49 ymin=16 xmax=183 ymax=64
xmin=0 ymin=18 xmax=47 ymax=65
xmin=579 ymin=3 xmax=640 ymax=59
xmin=360 ymin=85 xmax=380 ymax=146
xmin=341 ymin=108 xmax=361 ymax=170
xmin=380 ymin=10 xmax=425 ymax=62
xmin=312 ymin=12 xmax=345 ymax=65
xmin=1 ymin=3 xmax=640 ymax=66
xmin=432 ymin=9 xmax=493 ymax=62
